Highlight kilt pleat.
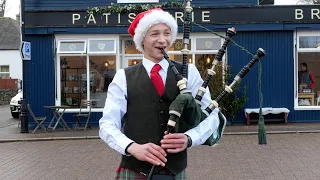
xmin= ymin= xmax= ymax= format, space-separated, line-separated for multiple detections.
xmin=114 ymin=166 xmax=186 ymax=180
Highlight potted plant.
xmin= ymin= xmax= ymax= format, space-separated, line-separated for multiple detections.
xmin=205 ymin=63 xmax=248 ymax=125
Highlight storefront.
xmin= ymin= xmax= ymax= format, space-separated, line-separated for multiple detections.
xmin=23 ymin=1 xmax=320 ymax=127
xmin=54 ymin=33 xmax=223 ymax=111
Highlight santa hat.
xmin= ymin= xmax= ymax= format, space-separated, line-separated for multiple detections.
xmin=128 ymin=8 xmax=178 ymax=53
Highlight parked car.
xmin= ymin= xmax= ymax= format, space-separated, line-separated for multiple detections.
xmin=10 ymin=90 xmax=22 ymax=119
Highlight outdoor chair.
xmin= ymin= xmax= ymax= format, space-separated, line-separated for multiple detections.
xmin=74 ymin=100 xmax=92 ymax=130
xmin=27 ymin=104 xmax=48 ymax=134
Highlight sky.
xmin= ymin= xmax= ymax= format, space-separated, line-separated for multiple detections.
xmin=4 ymin=0 xmax=300 ymax=20
xmin=4 ymin=0 xmax=19 ymax=19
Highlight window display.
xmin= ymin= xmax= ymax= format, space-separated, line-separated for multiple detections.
xmin=195 ymin=54 xmax=217 ymax=79
xmin=60 ymin=56 xmax=87 ymax=107
xmin=296 ymin=33 xmax=320 ymax=107
xmin=297 ymin=53 xmax=319 ymax=106
xmin=89 ymin=56 xmax=116 ymax=108
xmin=57 ymin=37 xmax=117 ymax=109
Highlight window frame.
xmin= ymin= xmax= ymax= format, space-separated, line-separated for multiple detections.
xmin=194 ymin=36 xmax=222 ymax=53
xmin=0 ymin=65 xmax=10 ymax=79
xmin=298 ymin=35 xmax=320 ymax=51
xmin=57 ymin=39 xmax=87 ymax=54
xmin=87 ymin=38 xmax=117 ymax=54
xmin=121 ymin=37 xmax=143 ymax=55
xmin=167 ymin=36 xmax=193 ymax=54
xmin=55 ymin=35 xmax=120 ymax=112
xmin=123 ymin=56 xmax=144 ymax=67
xmin=295 ymin=31 xmax=320 ymax=110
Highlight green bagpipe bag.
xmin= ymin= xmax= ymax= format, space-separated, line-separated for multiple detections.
xmin=169 ymin=92 xmax=226 ymax=146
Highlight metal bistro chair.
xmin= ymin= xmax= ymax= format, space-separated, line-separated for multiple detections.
xmin=27 ymin=104 xmax=48 ymax=134
xmin=74 ymin=100 xmax=92 ymax=130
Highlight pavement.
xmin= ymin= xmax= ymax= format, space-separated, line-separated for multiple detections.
xmin=1 ymin=119 xmax=320 ymax=179
xmin=1 ymin=120 xmax=320 ymax=142
xmin=1 ymin=103 xmax=320 ymax=142
xmin=0 ymin=133 xmax=320 ymax=180
xmin=0 ymin=105 xmax=19 ymax=127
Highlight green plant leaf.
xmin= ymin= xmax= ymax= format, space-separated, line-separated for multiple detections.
xmin=87 ymin=0 xmax=186 ymax=15
xmin=207 ymin=64 xmax=248 ymax=121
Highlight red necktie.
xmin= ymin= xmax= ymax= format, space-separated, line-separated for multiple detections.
xmin=151 ymin=64 xmax=165 ymax=96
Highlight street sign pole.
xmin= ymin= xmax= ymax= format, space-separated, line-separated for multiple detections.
xmin=20 ymin=0 xmax=28 ymax=133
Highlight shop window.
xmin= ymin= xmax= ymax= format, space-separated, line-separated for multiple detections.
xmin=125 ymin=40 xmax=142 ymax=54
xmin=195 ymin=54 xmax=226 ymax=94
xmin=58 ymin=40 xmax=86 ymax=54
xmin=168 ymin=54 xmax=192 ymax=64
xmin=169 ymin=39 xmax=192 ymax=52
xmin=88 ymin=39 xmax=116 ymax=54
xmin=0 ymin=65 xmax=10 ymax=79
xmin=299 ymin=36 xmax=320 ymax=49
xmin=89 ymin=56 xmax=116 ymax=108
xmin=60 ymin=56 xmax=87 ymax=107
xmin=297 ymin=52 xmax=320 ymax=107
xmin=296 ymin=34 xmax=320 ymax=108
xmin=128 ymin=59 xmax=142 ymax=66
xmin=195 ymin=54 xmax=217 ymax=79
xmin=56 ymin=36 xmax=119 ymax=110
xmin=123 ymin=38 xmax=185 ymax=54
xmin=195 ymin=38 xmax=221 ymax=51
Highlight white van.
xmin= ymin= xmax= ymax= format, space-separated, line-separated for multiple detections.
xmin=10 ymin=90 xmax=22 ymax=119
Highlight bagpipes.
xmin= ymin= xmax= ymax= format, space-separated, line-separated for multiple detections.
xmin=147 ymin=0 xmax=266 ymax=179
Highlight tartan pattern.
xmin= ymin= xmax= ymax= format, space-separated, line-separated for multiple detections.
xmin=114 ymin=166 xmax=186 ymax=180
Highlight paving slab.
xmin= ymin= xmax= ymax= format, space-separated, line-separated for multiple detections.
xmin=1 ymin=122 xmax=320 ymax=142
xmin=0 ymin=133 xmax=320 ymax=180
xmin=224 ymin=122 xmax=320 ymax=134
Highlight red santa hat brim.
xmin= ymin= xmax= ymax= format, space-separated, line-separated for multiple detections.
xmin=128 ymin=8 xmax=178 ymax=53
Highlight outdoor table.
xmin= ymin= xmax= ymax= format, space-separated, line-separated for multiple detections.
xmin=44 ymin=105 xmax=73 ymax=131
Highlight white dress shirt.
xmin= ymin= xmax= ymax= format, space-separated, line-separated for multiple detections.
xmin=99 ymin=57 xmax=220 ymax=155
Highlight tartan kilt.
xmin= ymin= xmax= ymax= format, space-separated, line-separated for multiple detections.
xmin=114 ymin=166 xmax=186 ymax=180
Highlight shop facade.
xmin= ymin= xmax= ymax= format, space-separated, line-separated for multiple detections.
xmin=23 ymin=0 xmax=320 ymax=127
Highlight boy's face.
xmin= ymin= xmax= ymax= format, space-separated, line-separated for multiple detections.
xmin=300 ymin=65 xmax=306 ymax=71
xmin=142 ymin=23 xmax=172 ymax=62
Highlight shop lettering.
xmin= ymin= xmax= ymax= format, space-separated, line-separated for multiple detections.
xmin=295 ymin=8 xmax=320 ymax=20
xmin=71 ymin=11 xmax=212 ymax=25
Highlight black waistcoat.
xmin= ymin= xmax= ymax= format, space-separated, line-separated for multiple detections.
xmin=120 ymin=61 xmax=187 ymax=175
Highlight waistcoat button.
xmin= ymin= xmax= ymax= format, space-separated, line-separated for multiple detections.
xmin=160 ymin=110 xmax=164 ymax=115
xmin=159 ymin=98 xmax=164 ymax=103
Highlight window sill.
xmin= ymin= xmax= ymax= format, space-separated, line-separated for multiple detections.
xmin=294 ymin=106 xmax=320 ymax=111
